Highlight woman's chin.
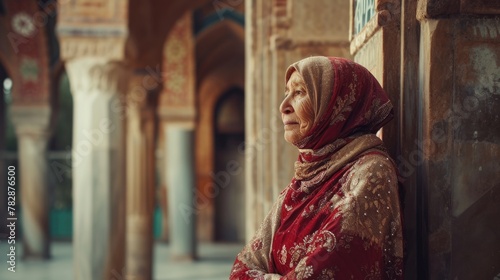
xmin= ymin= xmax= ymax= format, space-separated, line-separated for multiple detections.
xmin=284 ymin=133 xmax=302 ymax=145
xmin=284 ymin=138 xmax=295 ymax=144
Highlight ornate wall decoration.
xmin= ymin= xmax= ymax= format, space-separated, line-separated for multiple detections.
xmin=19 ymin=57 xmax=39 ymax=82
xmin=58 ymin=0 xmax=125 ymax=25
xmin=354 ymin=0 xmax=375 ymax=34
xmin=350 ymin=0 xmax=401 ymax=55
xmin=59 ymin=37 xmax=125 ymax=60
xmin=160 ymin=12 xmax=195 ymax=121
xmin=5 ymin=2 xmax=50 ymax=105
xmin=352 ymin=0 xmax=401 ymax=37
xmin=12 ymin=12 xmax=36 ymax=37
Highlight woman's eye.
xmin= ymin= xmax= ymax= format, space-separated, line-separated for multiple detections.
xmin=294 ymin=91 xmax=302 ymax=96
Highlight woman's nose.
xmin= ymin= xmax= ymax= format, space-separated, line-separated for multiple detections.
xmin=280 ymin=97 xmax=293 ymax=114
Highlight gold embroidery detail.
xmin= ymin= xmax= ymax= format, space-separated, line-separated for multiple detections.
xmin=361 ymin=261 xmax=382 ymax=280
xmin=301 ymin=190 xmax=333 ymax=218
xmin=284 ymin=230 xmax=337 ymax=269
xmin=364 ymin=97 xmax=381 ymax=120
xmin=295 ymin=257 xmax=314 ymax=279
xmin=329 ymin=72 xmax=357 ymax=125
xmin=279 ymin=245 xmax=287 ymax=265
xmin=332 ymin=154 xmax=404 ymax=259
xmin=318 ymin=268 xmax=336 ymax=280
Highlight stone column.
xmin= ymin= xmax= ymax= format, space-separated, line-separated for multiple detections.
xmin=400 ymin=0 xmax=421 ymax=278
xmin=10 ymin=107 xmax=51 ymax=259
xmin=244 ymin=0 xmax=267 ymax=241
xmin=125 ymin=72 xmax=159 ymax=280
xmin=4 ymin=0 xmax=54 ymax=259
xmin=166 ymin=125 xmax=196 ymax=260
xmin=58 ymin=0 xmax=130 ymax=275
xmin=64 ymin=58 xmax=128 ymax=280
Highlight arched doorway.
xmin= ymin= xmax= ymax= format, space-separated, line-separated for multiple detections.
xmin=194 ymin=12 xmax=245 ymax=241
xmin=213 ymin=87 xmax=245 ymax=242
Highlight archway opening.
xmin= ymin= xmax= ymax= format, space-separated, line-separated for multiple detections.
xmin=213 ymin=87 xmax=245 ymax=242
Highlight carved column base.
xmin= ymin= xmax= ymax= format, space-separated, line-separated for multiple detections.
xmin=126 ymin=216 xmax=154 ymax=280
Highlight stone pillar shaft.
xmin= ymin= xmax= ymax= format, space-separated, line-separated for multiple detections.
xmin=10 ymin=106 xmax=51 ymax=259
xmin=166 ymin=125 xmax=196 ymax=260
xmin=65 ymin=58 xmax=128 ymax=280
xmin=125 ymin=73 xmax=159 ymax=280
xmin=400 ymin=0 xmax=421 ymax=278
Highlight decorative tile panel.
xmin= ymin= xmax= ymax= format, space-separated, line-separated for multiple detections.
xmin=354 ymin=0 xmax=375 ymax=34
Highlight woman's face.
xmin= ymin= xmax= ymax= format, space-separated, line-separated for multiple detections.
xmin=280 ymin=71 xmax=314 ymax=144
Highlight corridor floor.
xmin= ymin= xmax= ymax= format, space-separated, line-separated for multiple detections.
xmin=0 ymin=241 xmax=242 ymax=280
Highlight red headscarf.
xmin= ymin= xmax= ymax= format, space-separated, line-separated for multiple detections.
xmin=285 ymin=56 xmax=393 ymax=151
xmin=285 ymin=56 xmax=394 ymax=185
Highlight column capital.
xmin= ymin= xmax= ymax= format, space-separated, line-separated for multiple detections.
xmin=65 ymin=58 xmax=130 ymax=97
xmin=9 ymin=106 xmax=51 ymax=137
xmin=126 ymin=71 xmax=161 ymax=120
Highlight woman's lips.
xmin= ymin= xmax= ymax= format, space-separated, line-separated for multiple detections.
xmin=283 ymin=121 xmax=298 ymax=125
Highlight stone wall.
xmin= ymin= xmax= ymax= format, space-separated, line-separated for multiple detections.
xmin=419 ymin=13 xmax=500 ymax=279
xmin=349 ymin=1 xmax=500 ymax=278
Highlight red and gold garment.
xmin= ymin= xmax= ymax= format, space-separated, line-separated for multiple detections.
xmin=230 ymin=57 xmax=404 ymax=279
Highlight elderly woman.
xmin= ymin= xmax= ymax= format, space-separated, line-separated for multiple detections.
xmin=230 ymin=56 xmax=404 ymax=279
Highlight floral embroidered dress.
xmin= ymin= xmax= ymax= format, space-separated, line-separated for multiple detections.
xmin=230 ymin=57 xmax=404 ymax=280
